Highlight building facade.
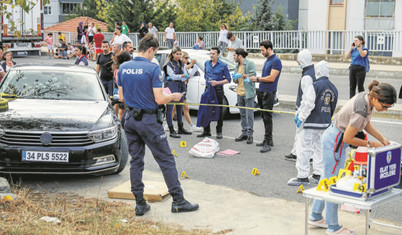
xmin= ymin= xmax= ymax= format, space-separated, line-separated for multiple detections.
xmin=43 ymin=0 xmax=83 ymax=28
xmin=299 ymin=0 xmax=402 ymax=31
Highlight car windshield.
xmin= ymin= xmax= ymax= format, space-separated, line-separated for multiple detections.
xmin=192 ymin=55 xmax=236 ymax=72
xmin=0 ymin=70 xmax=105 ymax=101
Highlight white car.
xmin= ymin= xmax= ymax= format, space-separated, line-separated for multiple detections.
xmin=154 ymin=49 xmax=278 ymax=117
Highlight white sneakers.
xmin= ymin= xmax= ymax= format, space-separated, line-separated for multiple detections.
xmin=190 ymin=124 xmax=203 ymax=132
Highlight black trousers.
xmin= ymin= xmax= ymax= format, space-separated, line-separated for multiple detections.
xmin=204 ymin=86 xmax=224 ymax=134
xmin=349 ymin=65 xmax=366 ymax=98
xmin=257 ymin=90 xmax=276 ymax=142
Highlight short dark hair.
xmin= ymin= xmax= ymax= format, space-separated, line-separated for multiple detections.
xmin=48 ymin=33 xmax=52 ymax=36
xmin=210 ymin=46 xmax=220 ymax=54
xmin=226 ymin=31 xmax=233 ymax=40
xmin=260 ymin=40 xmax=273 ymax=50
xmin=198 ymin=36 xmax=203 ymax=40
xmin=75 ymin=45 xmax=83 ymax=52
xmin=138 ymin=34 xmax=159 ymax=52
xmin=122 ymin=41 xmax=132 ymax=49
xmin=58 ymin=32 xmax=61 ymax=35
xmin=115 ymin=26 xmax=122 ymax=32
xmin=97 ymin=28 xmax=101 ymax=32
xmin=234 ymin=48 xmax=248 ymax=58
xmin=102 ymin=41 xmax=110 ymax=45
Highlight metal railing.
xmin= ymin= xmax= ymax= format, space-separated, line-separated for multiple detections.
xmin=45 ymin=30 xmax=402 ymax=57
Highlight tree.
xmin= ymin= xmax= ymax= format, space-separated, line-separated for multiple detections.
xmin=249 ymin=0 xmax=295 ymax=31
xmin=71 ymin=0 xmax=101 ymax=21
xmin=175 ymin=0 xmax=248 ymax=31
xmin=151 ymin=0 xmax=177 ymax=29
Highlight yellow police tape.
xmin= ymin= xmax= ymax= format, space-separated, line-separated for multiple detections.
xmin=166 ymin=102 xmax=296 ymax=115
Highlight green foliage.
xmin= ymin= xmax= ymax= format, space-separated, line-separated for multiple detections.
xmin=249 ymin=0 xmax=295 ymax=31
xmin=70 ymin=0 xmax=101 ymax=21
xmin=175 ymin=0 xmax=249 ymax=31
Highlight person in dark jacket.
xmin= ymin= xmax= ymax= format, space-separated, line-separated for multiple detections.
xmin=138 ymin=22 xmax=148 ymax=41
xmin=77 ymin=21 xmax=84 ymax=42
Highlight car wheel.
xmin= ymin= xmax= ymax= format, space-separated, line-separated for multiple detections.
xmin=113 ymin=131 xmax=129 ymax=175
xmin=222 ymin=97 xmax=229 ymax=119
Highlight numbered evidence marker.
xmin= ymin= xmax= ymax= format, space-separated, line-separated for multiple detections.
xmin=328 ymin=176 xmax=337 ymax=185
xmin=181 ymin=171 xmax=189 ymax=179
xmin=251 ymin=168 xmax=260 ymax=176
xmin=172 ymin=149 xmax=178 ymax=157
xmin=297 ymin=184 xmax=305 ymax=193
xmin=337 ymin=169 xmax=352 ymax=180
xmin=180 ymin=141 xmax=187 ymax=147
xmin=316 ymin=178 xmax=330 ymax=192
xmin=353 ymin=183 xmax=367 ymax=193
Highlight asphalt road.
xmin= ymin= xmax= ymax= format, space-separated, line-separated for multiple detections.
xmin=5 ymin=56 xmax=402 ymax=225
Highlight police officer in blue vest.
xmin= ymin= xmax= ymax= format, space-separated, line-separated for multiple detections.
xmin=117 ymin=34 xmax=199 ymax=216
xmin=285 ymin=49 xmax=316 ymax=161
xmin=164 ymin=46 xmax=192 ymax=138
xmin=74 ymin=45 xmax=88 ymax=66
xmin=288 ymin=60 xmax=338 ymax=186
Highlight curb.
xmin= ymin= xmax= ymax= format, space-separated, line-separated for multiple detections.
xmin=277 ymin=95 xmax=402 ymax=119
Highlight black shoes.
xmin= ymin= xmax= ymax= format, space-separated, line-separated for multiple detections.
xmin=285 ymin=153 xmax=297 ymax=161
xmin=171 ymin=198 xmax=199 ymax=213
xmin=247 ymin=136 xmax=253 ymax=144
xmin=267 ymin=140 xmax=274 ymax=147
xmin=197 ymin=132 xmax=211 ymax=138
xmin=256 ymin=140 xmax=266 ymax=147
xmin=135 ymin=200 xmax=151 ymax=216
xmin=168 ymin=126 xmax=181 ymax=138
xmin=216 ymin=132 xmax=223 ymax=139
xmin=260 ymin=144 xmax=271 ymax=153
xmin=235 ymin=134 xmax=248 ymax=142
xmin=178 ymin=123 xmax=192 ymax=135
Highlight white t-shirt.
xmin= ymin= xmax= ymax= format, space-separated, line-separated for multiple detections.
xmin=148 ymin=26 xmax=158 ymax=38
xmin=88 ymin=26 xmax=96 ymax=36
xmin=165 ymin=27 xmax=175 ymax=39
xmin=112 ymin=34 xmax=132 ymax=45
xmin=219 ymin=29 xmax=228 ymax=43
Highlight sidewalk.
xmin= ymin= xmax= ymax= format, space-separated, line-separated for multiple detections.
xmin=118 ymin=170 xmax=401 ymax=235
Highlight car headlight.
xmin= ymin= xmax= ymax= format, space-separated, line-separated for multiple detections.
xmin=88 ymin=126 xmax=118 ymax=142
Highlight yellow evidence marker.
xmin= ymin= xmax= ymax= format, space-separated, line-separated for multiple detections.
xmin=328 ymin=176 xmax=337 ymax=185
xmin=180 ymin=141 xmax=187 ymax=147
xmin=172 ymin=149 xmax=178 ymax=157
xmin=316 ymin=178 xmax=329 ymax=192
xmin=337 ymin=169 xmax=352 ymax=180
xmin=353 ymin=183 xmax=367 ymax=192
xmin=297 ymin=184 xmax=305 ymax=193
xmin=181 ymin=171 xmax=189 ymax=179
xmin=251 ymin=168 xmax=260 ymax=176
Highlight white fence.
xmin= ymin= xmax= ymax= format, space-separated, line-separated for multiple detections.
xmin=46 ymin=30 xmax=402 ymax=57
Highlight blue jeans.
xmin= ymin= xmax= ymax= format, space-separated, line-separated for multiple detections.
xmin=237 ymin=95 xmax=255 ymax=136
xmin=101 ymin=80 xmax=114 ymax=96
xmin=310 ymin=123 xmax=348 ymax=227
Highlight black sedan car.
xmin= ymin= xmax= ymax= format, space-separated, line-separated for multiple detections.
xmin=0 ymin=64 xmax=128 ymax=175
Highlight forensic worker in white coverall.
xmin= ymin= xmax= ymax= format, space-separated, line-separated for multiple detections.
xmin=285 ymin=49 xmax=316 ymax=161
xmin=287 ymin=61 xmax=338 ymax=186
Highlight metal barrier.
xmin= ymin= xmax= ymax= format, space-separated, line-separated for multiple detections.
xmin=45 ymin=30 xmax=402 ymax=57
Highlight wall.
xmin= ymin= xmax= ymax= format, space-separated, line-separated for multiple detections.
xmin=44 ymin=0 xmax=60 ymax=28
xmin=328 ymin=3 xmax=346 ymax=30
xmin=345 ymin=0 xmax=364 ymax=30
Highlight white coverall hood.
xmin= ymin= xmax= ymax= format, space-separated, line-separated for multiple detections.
xmin=297 ymin=49 xmax=313 ymax=68
xmin=315 ymin=60 xmax=329 ymax=78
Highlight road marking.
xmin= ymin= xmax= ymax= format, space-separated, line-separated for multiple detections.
xmin=371 ymin=119 xmax=402 ymax=125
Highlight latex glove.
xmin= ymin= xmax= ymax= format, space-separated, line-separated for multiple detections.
xmin=231 ymin=72 xmax=242 ymax=80
xmin=244 ymin=77 xmax=251 ymax=83
xmin=296 ymin=117 xmax=302 ymax=128
xmin=294 ymin=114 xmax=299 ymax=124
xmin=184 ymin=73 xmax=189 ymax=79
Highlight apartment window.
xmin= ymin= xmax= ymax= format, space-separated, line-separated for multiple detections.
xmin=62 ymin=3 xmax=80 ymax=14
xmin=366 ymin=0 xmax=395 ymax=17
xmin=330 ymin=0 xmax=344 ymax=5
xmin=44 ymin=6 xmax=51 ymax=15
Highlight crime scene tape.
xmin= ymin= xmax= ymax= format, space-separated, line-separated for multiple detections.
xmin=166 ymin=102 xmax=296 ymax=115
